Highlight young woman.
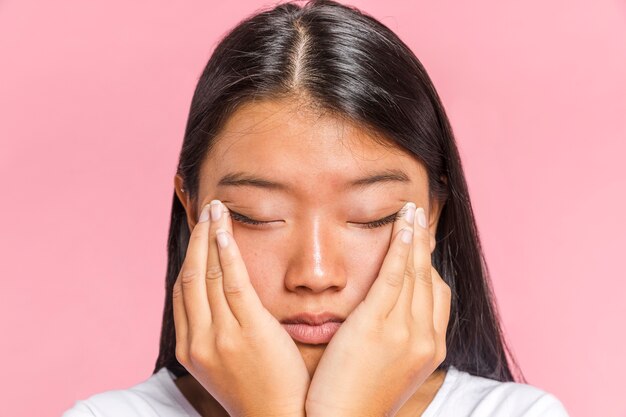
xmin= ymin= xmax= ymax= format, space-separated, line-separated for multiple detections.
xmin=63 ymin=1 xmax=570 ymax=416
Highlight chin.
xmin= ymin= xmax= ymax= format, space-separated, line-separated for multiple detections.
xmin=296 ymin=342 xmax=326 ymax=376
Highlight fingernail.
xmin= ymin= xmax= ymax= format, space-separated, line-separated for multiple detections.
xmin=198 ymin=205 xmax=210 ymax=223
xmin=404 ymin=202 xmax=416 ymax=224
xmin=416 ymin=207 xmax=427 ymax=229
xmin=216 ymin=229 xmax=229 ymax=248
xmin=210 ymin=200 xmax=222 ymax=222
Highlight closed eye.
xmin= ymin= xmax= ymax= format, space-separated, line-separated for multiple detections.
xmin=228 ymin=206 xmax=409 ymax=229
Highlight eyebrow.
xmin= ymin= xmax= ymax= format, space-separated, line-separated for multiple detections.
xmin=216 ymin=168 xmax=411 ymax=191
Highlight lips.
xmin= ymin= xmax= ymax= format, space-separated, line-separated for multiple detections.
xmin=281 ymin=322 xmax=342 ymax=344
xmin=280 ymin=312 xmax=345 ymax=344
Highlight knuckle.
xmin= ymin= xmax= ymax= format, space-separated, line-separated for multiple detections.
xmin=223 ymin=283 xmax=244 ymax=296
xmin=172 ymin=280 xmax=183 ymax=298
xmin=404 ymin=264 xmax=416 ymax=281
xmin=412 ymin=338 xmax=437 ymax=361
xmin=175 ymin=345 xmax=189 ymax=366
xmin=414 ymin=264 xmax=432 ymax=284
xmin=214 ymin=334 xmax=237 ymax=354
xmin=205 ymin=264 xmax=223 ymax=281
xmin=384 ymin=271 xmax=404 ymax=288
xmin=180 ymin=268 xmax=201 ymax=286
xmin=188 ymin=340 xmax=210 ymax=365
xmin=390 ymin=326 xmax=411 ymax=344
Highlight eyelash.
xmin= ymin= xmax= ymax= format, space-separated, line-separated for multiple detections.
xmin=228 ymin=206 xmax=409 ymax=229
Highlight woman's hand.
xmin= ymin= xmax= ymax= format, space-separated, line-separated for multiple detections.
xmin=305 ymin=202 xmax=452 ymax=417
xmin=172 ymin=200 xmax=310 ymax=417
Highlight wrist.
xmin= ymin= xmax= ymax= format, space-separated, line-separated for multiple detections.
xmin=240 ymin=408 xmax=306 ymax=417
xmin=306 ymin=402 xmax=390 ymax=417
xmin=305 ymin=401 xmax=357 ymax=417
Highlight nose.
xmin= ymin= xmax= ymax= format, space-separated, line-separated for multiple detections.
xmin=283 ymin=216 xmax=347 ymax=294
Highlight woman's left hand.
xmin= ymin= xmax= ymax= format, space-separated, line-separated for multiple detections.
xmin=305 ymin=203 xmax=452 ymax=417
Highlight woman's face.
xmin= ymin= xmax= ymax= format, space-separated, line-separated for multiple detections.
xmin=175 ymin=98 xmax=443 ymax=376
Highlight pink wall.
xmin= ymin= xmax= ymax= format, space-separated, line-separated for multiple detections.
xmin=1 ymin=1 xmax=624 ymax=416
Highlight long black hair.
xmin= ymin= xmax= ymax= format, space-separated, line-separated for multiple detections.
xmin=154 ymin=0 xmax=525 ymax=384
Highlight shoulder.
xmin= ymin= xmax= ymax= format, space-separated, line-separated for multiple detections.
xmin=61 ymin=367 xmax=199 ymax=417
xmin=424 ymin=366 xmax=570 ymax=417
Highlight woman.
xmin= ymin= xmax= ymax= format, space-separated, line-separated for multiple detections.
xmin=63 ymin=0 xmax=569 ymax=416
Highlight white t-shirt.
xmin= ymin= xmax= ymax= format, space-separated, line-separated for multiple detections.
xmin=62 ymin=365 xmax=570 ymax=416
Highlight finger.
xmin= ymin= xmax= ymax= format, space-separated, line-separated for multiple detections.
xmin=389 ymin=203 xmax=418 ymax=320
xmin=215 ymin=222 xmax=266 ymax=328
xmin=363 ymin=202 xmax=415 ymax=319
xmin=411 ymin=207 xmax=435 ymax=334
xmin=431 ymin=266 xmax=451 ymax=340
xmin=205 ymin=200 xmax=237 ymax=327
xmin=172 ymin=278 xmax=189 ymax=358
xmin=178 ymin=203 xmax=212 ymax=333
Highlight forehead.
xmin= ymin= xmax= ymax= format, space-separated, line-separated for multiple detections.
xmin=200 ymin=98 xmax=426 ymax=195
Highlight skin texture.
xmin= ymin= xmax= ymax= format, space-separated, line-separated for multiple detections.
xmin=173 ymin=97 xmax=449 ymax=416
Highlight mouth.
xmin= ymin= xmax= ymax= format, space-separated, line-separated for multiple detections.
xmin=281 ymin=322 xmax=342 ymax=344
xmin=280 ymin=311 xmax=345 ymax=344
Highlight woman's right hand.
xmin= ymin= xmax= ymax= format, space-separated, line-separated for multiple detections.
xmin=172 ymin=200 xmax=310 ymax=417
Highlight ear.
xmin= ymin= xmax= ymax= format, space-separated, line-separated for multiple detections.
xmin=428 ymin=175 xmax=448 ymax=254
xmin=174 ymin=174 xmax=197 ymax=233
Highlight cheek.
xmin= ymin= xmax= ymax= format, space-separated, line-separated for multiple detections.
xmin=344 ymin=233 xmax=390 ymax=295
xmin=232 ymin=231 xmax=284 ymax=304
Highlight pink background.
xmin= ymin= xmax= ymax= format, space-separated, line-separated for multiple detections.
xmin=1 ymin=1 xmax=624 ymax=416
